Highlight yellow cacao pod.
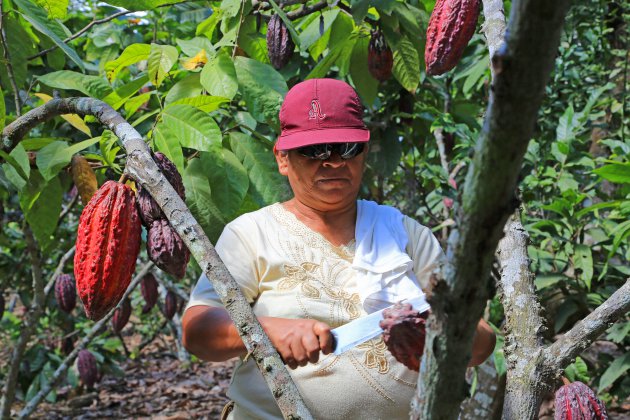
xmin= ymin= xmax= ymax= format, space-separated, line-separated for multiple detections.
xmin=71 ymin=155 xmax=98 ymax=205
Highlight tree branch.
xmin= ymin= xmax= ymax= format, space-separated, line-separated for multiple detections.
xmin=412 ymin=0 xmax=571 ymax=418
xmin=2 ymin=97 xmax=314 ymax=420
xmin=43 ymin=246 xmax=76 ymax=297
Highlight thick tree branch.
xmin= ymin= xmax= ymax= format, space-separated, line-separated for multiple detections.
xmin=412 ymin=1 xmax=571 ymax=418
xmin=2 ymin=98 xmax=314 ymax=420
xmin=17 ymin=262 xmax=153 ymax=419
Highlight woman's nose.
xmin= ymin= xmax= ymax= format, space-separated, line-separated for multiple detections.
xmin=322 ymin=152 xmax=346 ymax=167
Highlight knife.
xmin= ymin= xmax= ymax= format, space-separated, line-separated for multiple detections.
xmin=330 ymin=296 xmax=430 ymax=355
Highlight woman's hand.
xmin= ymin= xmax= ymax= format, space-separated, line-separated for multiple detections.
xmin=259 ymin=317 xmax=334 ymax=369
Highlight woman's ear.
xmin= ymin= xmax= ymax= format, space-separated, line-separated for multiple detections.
xmin=275 ymin=149 xmax=289 ymax=176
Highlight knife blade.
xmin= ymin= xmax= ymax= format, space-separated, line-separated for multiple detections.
xmin=330 ymin=296 xmax=430 ymax=355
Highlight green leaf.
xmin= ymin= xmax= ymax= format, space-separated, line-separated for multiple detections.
xmin=176 ymin=37 xmax=215 ymax=57
xmin=153 ymin=124 xmax=184 ymax=173
xmin=148 ymin=43 xmax=178 ymax=87
xmin=35 ymin=0 xmax=68 ymax=19
xmin=102 ymin=75 xmax=149 ymax=110
xmin=66 ymin=136 xmax=102 ymax=156
xmin=534 ymin=274 xmax=567 ymax=290
xmin=229 ymin=132 xmax=291 ymax=206
xmin=103 ymin=0 xmax=185 ymax=11
xmin=0 ymin=82 xmax=4 ymax=132
xmin=200 ymin=50 xmax=238 ymax=100
xmin=37 ymin=71 xmax=112 ymax=99
xmin=350 ymin=35 xmax=378 ymax=106
xmin=13 ymin=0 xmax=84 ymax=72
xmin=105 ymin=44 xmax=151 ymax=82
xmin=573 ymin=244 xmax=593 ymax=289
xmin=164 ymin=73 xmax=202 ymax=105
xmin=564 ymin=356 xmax=589 ymax=383
xmin=306 ymin=36 xmax=356 ymax=80
xmin=599 ymin=352 xmax=630 ymax=390
xmin=554 ymin=299 xmax=578 ymax=333
xmin=392 ymin=35 xmax=420 ymax=93
xmin=606 ymin=321 xmax=630 ymax=344
xmin=593 ymin=163 xmax=630 ymax=184
xmin=0 ymin=144 xmax=30 ymax=190
xmin=238 ymin=31 xmax=269 ymax=64
xmin=168 ymin=95 xmax=229 ymax=113
xmin=19 ymin=173 xmax=62 ymax=247
xmin=124 ymin=92 xmax=152 ymax=116
xmin=267 ymin=0 xmax=301 ymax=48
xmin=0 ymin=16 xmax=34 ymax=89
xmin=299 ymin=9 xmax=339 ymax=50
xmin=36 ymin=141 xmax=72 ymax=181
xmin=196 ymin=8 xmax=223 ymax=38
xmin=160 ymin=105 xmax=222 ymax=152
xmin=556 ymin=104 xmax=577 ymax=142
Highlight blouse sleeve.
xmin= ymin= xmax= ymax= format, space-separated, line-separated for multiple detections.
xmin=402 ymin=216 xmax=445 ymax=292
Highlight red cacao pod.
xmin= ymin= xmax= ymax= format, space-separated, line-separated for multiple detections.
xmin=137 ymin=152 xmax=185 ymax=227
xmin=162 ymin=290 xmax=178 ymax=320
xmin=147 ymin=219 xmax=190 ymax=279
xmin=425 ymin=0 xmax=480 ymax=76
xmin=74 ymin=181 xmax=142 ymax=321
xmin=267 ymin=14 xmax=294 ymax=70
xmin=368 ymin=29 xmax=393 ymax=82
xmin=54 ymin=273 xmax=76 ymax=313
xmin=379 ymin=303 xmax=428 ymax=371
xmin=141 ymin=273 xmax=159 ymax=313
xmin=111 ymin=297 xmax=132 ymax=333
xmin=77 ymin=349 xmax=99 ymax=389
xmin=554 ymin=380 xmax=608 ymax=420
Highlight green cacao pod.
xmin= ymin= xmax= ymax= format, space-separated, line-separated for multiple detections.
xmin=141 ymin=273 xmax=159 ymax=313
xmin=77 ymin=349 xmax=98 ymax=389
xmin=368 ymin=29 xmax=393 ymax=82
xmin=380 ymin=302 xmax=428 ymax=371
xmin=54 ymin=273 xmax=76 ymax=313
xmin=147 ymin=219 xmax=190 ymax=279
xmin=74 ymin=181 xmax=142 ymax=321
xmin=111 ymin=297 xmax=132 ymax=334
xmin=554 ymin=380 xmax=608 ymax=420
xmin=267 ymin=14 xmax=294 ymax=70
xmin=425 ymin=0 xmax=480 ymax=76
xmin=137 ymin=152 xmax=185 ymax=227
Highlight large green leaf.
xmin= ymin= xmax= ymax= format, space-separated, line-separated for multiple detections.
xmin=160 ymin=105 xmax=222 ymax=152
xmin=103 ymin=75 xmax=149 ymax=110
xmin=38 ymin=71 xmax=112 ymax=99
xmin=103 ymin=0 xmax=185 ymax=11
xmin=105 ymin=43 xmax=151 ymax=82
xmin=593 ymin=162 xmax=630 ymax=184
xmin=148 ymin=43 xmax=178 ymax=87
xmin=36 ymin=0 xmax=68 ymax=19
xmin=392 ymin=35 xmax=420 ymax=93
xmin=168 ymin=95 xmax=229 ymax=112
xmin=0 ymin=144 xmax=30 ymax=191
xmin=0 ymin=16 xmax=34 ymax=89
xmin=599 ymin=352 xmax=630 ymax=390
xmin=234 ymin=57 xmax=287 ymax=128
xmin=307 ymin=35 xmax=356 ymax=80
xmin=153 ymin=123 xmax=184 ymax=173
xmin=14 ymin=0 xmax=84 ymax=72
xmin=164 ymin=73 xmax=202 ymax=105
xmin=350 ymin=35 xmax=378 ymax=106
xmin=196 ymin=8 xmax=223 ymax=38
xmin=200 ymin=50 xmax=238 ymax=100
xmin=300 ymin=9 xmax=339 ymax=50
xmin=36 ymin=141 xmax=72 ymax=181
xmin=19 ymin=172 xmax=63 ymax=248
xmin=229 ymin=132 xmax=291 ymax=206
xmin=573 ymin=244 xmax=593 ymax=290
xmin=0 ymin=88 xmax=5 ymax=132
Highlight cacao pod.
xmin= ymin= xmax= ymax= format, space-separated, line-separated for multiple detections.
xmin=77 ymin=349 xmax=99 ymax=389
xmin=147 ymin=219 xmax=190 ymax=279
xmin=162 ymin=290 xmax=178 ymax=320
xmin=54 ymin=273 xmax=77 ymax=313
xmin=425 ymin=0 xmax=480 ymax=76
xmin=74 ymin=181 xmax=142 ymax=321
xmin=71 ymin=155 xmax=98 ymax=205
xmin=267 ymin=14 xmax=294 ymax=70
xmin=141 ymin=273 xmax=159 ymax=313
xmin=111 ymin=297 xmax=132 ymax=334
xmin=379 ymin=303 xmax=428 ymax=371
xmin=368 ymin=29 xmax=393 ymax=82
xmin=60 ymin=336 xmax=74 ymax=356
xmin=137 ymin=152 xmax=185 ymax=227
xmin=554 ymin=380 xmax=608 ymax=420
xmin=398 ymin=89 xmax=415 ymax=125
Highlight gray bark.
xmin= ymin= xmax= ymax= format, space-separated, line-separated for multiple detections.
xmin=411 ymin=1 xmax=571 ymax=418
xmin=1 ymin=98 xmax=313 ymax=420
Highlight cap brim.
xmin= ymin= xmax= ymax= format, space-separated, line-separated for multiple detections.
xmin=276 ymin=128 xmax=370 ymax=150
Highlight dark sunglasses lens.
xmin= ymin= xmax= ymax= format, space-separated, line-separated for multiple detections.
xmin=338 ymin=143 xmax=365 ymax=159
xmin=298 ymin=144 xmax=330 ymax=159
xmin=297 ymin=143 xmax=365 ymax=160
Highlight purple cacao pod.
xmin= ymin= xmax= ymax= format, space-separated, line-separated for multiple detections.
xmin=147 ymin=219 xmax=190 ymax=279
xmin=77 ymin=349 xmax=98 ymax=389
xmin=141 ymin=273 xmax=159 ymax=314
xmin=137 ymin=152 xmax=185 ymax=227
xmin=111 ymin=297 xmax=132 ymax=333
xmin=162 ymin=290 xmax=178 ymax=320
xmin=554 ymin=380 xmax=608 ymax=420
xmin=55 ymin=273 xmax=77 ymax=313
xmin=267 ymin=14 xmax=295 ymax=70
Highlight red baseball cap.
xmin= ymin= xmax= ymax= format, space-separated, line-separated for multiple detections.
xmin=276 ymin=78 xmax=370 ymax=150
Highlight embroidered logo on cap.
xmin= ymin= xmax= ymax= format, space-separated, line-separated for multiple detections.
xmin=308 ymin=99 xmax=326 ymax=120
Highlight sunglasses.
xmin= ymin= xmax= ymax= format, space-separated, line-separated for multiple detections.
xmin=296 ymin=143 xmax=366 ymax=160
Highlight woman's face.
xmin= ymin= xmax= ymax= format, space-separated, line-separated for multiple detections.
xmin=275 ymin=145 xmax=367 ymax=212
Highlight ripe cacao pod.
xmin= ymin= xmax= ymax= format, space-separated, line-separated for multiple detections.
xmin=162 ymin=290 xmax=178 ymax=320
xmin=71 ymin=155 xmax=98 ymax=205
xmin=368 ymin=29 xmax=393 ymax=82
xmin=137 ymin=152 xmax=185 ymax=227
xmin=141 ymin=273 xmax=159 ymax=313
xmin=111 ymin=297 xmax=132 ymax=333
xmin=425 ymin=0 xmax=480 ymax=76
xmin=379 ymin=302 xmax=428 ymax=371
xmin=77 ymin=349 xmax=99 ymax=389
xmin=267 ymin=14 xmax=294 ymax=70
xmin=55 ymin=273 xmax=77 ymax=313
xmin=74 ymin=181 xmax=142 ymax=321
xmin=147 ymin=219 xmax=190 ymax=279
xmin=554 ymin=380 xmax=608 ymax=420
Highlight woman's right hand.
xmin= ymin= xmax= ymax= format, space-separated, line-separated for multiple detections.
xmin=259 ymin=317 xmax=334 ymax=369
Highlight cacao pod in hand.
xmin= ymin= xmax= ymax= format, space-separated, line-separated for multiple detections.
xmin=141 ymin=273 xmax=159 ymax=313
xmin=111 ymin=297 xmax=132 ymax=334
xmin=368 ymin=29 xmax=393 ymax=82
xmin=379 ymin=302 xmax=428 ymax=371
xmin=137 ymin=152 xmax=185 ymax=227
xmin=425 ymin=0 xmax=480 ymax=76
xmin=554 ymin=380 xmax=608 ymax=420
xmin=54 ymin=273 xmax=77 ymax=313
xmin=71 ymin=155 xmax=98 ymax=205
xmin=74 ymin=181 xmax=142 ymax=321
xmin=147 ymin=219 xmax=190 ymax=279
xmin=267 ymin=14 xmax=294 ymax=70
xmin=77 ymin=349 xmax=99 ymax=389
xmin=162 ymin=290 xmax=178 ymax=320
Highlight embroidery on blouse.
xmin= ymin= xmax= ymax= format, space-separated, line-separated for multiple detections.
xmin=280 ymin=262 xmax=321 ymax=299
xmin=357 ymin=337 xmax=389 ymax=374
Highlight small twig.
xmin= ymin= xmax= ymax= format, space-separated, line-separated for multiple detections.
xmin=232 ymin=0 xmax=247 ymax=59
xmin=0 ymin=3 xmax=21 ymax=116
xmin=43 ymin=246 xmax=76 ymax=297
xmin=56 ymin=192 xmax=79 ymax=228
xmin=117 ymin=332 xmax=130 ymax=358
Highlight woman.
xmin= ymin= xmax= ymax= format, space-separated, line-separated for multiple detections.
xmin=182 ymin=78 xmax=495 ymax=419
